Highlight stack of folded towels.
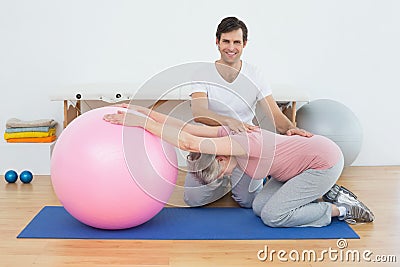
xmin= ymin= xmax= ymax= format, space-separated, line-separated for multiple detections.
xmin=4 ymin=118 xmax=57 ymax=143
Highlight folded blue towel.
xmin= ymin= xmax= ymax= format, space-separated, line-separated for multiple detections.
xmin=5 ymin=126 xmax=53 ymax=133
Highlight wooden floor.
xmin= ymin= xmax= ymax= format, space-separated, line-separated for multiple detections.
xmin=1 ymin=166 xmax=399 ymax=266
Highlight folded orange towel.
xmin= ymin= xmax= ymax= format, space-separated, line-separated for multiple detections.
xmin=6 ymin=136 xmax=57 ymax=143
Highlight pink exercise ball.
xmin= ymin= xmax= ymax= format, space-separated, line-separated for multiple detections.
xmin=51 ymin=107 xmax=178 ymax=229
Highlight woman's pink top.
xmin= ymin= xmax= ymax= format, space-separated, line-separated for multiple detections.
xmin=217 ymin=127 xmax=342 ymax=181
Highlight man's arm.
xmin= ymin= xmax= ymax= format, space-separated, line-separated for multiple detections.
xmin=260 ymin=95 xmax=313 ymax=137
xmin=191 ymin=92 xmax=258 ymax=133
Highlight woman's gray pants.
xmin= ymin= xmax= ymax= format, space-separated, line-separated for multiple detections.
xmin=253 ymin=154 xmax=344 ymax=227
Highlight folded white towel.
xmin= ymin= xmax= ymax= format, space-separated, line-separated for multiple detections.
xmin=6 ymin=118 xmax=58 ymax=128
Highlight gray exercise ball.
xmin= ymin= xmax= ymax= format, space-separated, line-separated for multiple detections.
xmin=296 ymin=99 xmax=363 ymax=166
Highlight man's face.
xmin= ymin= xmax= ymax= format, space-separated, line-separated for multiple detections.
xmin=217 ymin=29 xmax=246 ymax=65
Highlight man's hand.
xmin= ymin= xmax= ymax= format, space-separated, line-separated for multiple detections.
xmin=225 ymin=118 xmax=259 ymax=134
xmin=286 ymin=127 xmax=313 ymax=137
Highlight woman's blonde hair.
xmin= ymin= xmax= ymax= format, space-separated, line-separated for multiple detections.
xmin=186 ymin=152 xmax=220 ymax=185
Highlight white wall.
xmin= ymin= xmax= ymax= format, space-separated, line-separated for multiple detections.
xmin=0 ymin=0 xmax=399 ymax=168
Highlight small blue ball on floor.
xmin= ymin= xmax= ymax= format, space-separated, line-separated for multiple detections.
xmin=20 ymin=170 xmax=33 ymax=184
xmin=5 ymin=170 xmax=18 ymax=183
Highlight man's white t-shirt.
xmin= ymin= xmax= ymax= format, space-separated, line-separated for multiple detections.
xmin=190 ymin=61 xmax=271 ymax=124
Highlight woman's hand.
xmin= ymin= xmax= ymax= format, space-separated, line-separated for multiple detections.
xmin=103 ymin=110 xmax=147 ymax=128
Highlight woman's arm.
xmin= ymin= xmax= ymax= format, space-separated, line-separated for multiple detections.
xmin=103 ymin=111 xmax=246 ymax=156
xmin=115 ymin=103 xmax=221 ymax=138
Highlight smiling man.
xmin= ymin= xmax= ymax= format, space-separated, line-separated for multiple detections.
xmin=184 ymin=17 xmax=312 ymax=208
xmin=216 ymin=24 xmax=246 ymax=69
xmin=190 ymin=17 xmax=311 ymax=135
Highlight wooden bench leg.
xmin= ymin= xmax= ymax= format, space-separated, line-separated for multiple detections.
xmin=291 ymin=101 xmax=297 ymax=126
xmin=149 ymin=100 xmax=168 ymax=110
xmin=63 ymin=100 xmax=68 ymax=128
xmin=63 ymin=100 xmax=81 ymax=128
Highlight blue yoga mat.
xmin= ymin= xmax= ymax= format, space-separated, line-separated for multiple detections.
xmin=18 ymin=206 xmax=359 ymax=240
